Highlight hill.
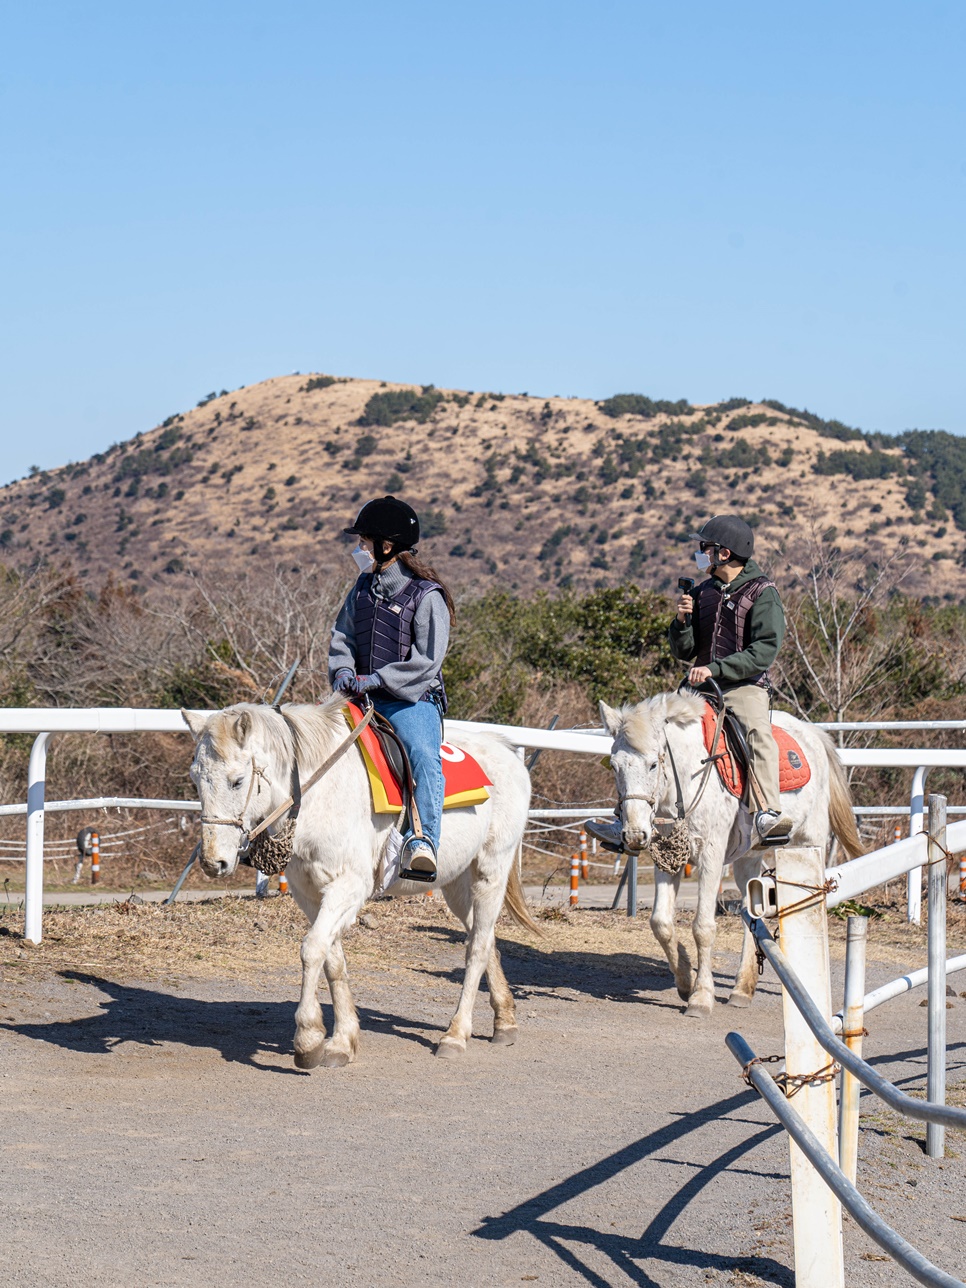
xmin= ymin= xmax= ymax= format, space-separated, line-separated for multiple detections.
xmin=0 ymin=376 xmax=961 ymax=600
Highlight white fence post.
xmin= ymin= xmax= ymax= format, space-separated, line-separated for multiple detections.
xmin=25 ymin=731 xmax=52 ymax=946
xmin=907 ymin=765 xmax=928 ymax=924
xmin=776 ymin=844 xmax=845 ymax=1287
xmin=837 ymin=915 xmax=868 ymax=1184
xmin=926 ymin=793 xmax=948 ymax=1159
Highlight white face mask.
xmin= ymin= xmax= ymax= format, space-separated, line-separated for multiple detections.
xmin=694 ymin=549 xmax=712 ymax=573
xmin=351 ymin=544 xmax=374 ymax=573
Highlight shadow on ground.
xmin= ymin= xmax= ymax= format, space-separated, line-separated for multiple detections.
xmin=0 ymin=970 xmax=446 ymax=1071
xmin=474 ymin=1086 xmax=792 ymax=1287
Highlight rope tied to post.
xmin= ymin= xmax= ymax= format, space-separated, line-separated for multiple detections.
xmin=761 ymin=867 xmax=839 ymax=917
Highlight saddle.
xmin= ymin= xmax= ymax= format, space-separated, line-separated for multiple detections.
xmin=700 ymin=699 xmax=811 ymax=802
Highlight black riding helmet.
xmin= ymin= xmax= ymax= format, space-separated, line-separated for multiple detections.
xmin=688 ymin=514 xmax=755 ymax=560
xmin=344 ymin=495 xmax=420 ymax=550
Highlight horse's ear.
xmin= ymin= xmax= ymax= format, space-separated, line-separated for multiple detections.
xmin=232 ymin=711 xmax=252 ymax=746
xmin=599 ymin=701 xmax=622 ymax=737
xmin=181 ymin=709 xmax=207 ymax=741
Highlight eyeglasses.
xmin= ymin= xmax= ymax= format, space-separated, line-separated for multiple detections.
xmin=699 ymin=542 xmax=719 ymax=553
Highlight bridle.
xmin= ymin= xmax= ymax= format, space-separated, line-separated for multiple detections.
xmin=197 ymin=704 xmax=374 ymax=846
xmin=616 ymin=699 xmax=726 ymax=824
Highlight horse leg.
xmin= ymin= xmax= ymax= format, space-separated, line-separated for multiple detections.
xmin=293 ymin=871 xmax=367 ymax=1071
xmin=437 ymin=871 xmax=504 ymax=1058
xmin=443 ymin=875 xmax=516 ymax=1045
xmin=685 ymin=843 xmax=726 ymax=1019
xmin=650 ymin=866 xmax=693 ymax=1000
xmin=320 ymin=937 xmax=360 ymax=1068
xmin=728 ymin=851 xmax=761 ymax=1008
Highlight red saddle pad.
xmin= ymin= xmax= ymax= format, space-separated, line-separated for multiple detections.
xmin=701 ymin=703 xmax=811 ymax=800
xmin=343 ymin=703 xmax=492 ymax=814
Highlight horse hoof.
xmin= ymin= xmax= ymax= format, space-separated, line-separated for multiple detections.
xmin=728 ymin=992 xmax=753 ymax=1009
xmin=491 ymin=1026 xmax=518 ymax=1048
xmin=435 ymin=1037 xmax=466 ymax=1059
xmin=676 ymin=986 xmax=691 ymax=1001
xmin=684 ymin=1002 xmax=712 ymax=1020
xmin=322 ymin=1048 xmax=351 ymax=1069
xmin=293 ymin=1044 xmax=325 ymax=1070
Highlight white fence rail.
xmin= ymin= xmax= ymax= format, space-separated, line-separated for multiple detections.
xmin=3 ymin=706 xmax=966 ymax=942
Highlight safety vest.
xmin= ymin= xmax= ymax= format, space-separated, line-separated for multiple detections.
xmin=694 ymin=574 xmax=775 ymax=688
xmin=353 ymin=573 xmax=448 ymax=710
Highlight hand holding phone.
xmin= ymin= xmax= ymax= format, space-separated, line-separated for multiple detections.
xmin=676 ymin=576 xmax=695 ymax=623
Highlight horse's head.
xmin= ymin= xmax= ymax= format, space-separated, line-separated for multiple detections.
xmin=599 ymin=691 xmax=704 ymax=851
xmin=183 ymin=704 xmax=272 ymax=878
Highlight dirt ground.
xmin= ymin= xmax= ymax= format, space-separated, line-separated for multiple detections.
xmin=1 ymin=893 xmax=965 ymax=1288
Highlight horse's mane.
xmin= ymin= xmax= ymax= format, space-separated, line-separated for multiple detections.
xmin=208 ymin=696 xmax=350 ymax=769
xmin=617 ymin=690 xmax=705 ymax=753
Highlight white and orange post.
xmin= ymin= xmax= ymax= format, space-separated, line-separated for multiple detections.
xmin=279 ymin=870 xmax=289 ymax=896
xmin=580 ymin=828 xmax=589 ymax=880
xmin=90 ymin=830 xmax=100 ymax=885
xmin=569 ymin=853 xmax=579 ymax=907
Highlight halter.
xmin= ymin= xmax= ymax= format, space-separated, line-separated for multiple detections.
xmin=199 ymin=755 xmax=268 ymax=829
xmin=618 ymin=743 xmax=687 ymax=823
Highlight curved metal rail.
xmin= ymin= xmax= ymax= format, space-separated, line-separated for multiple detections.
xmin=743 ymin=910 xmax=966 ymax=1132
xmin=727 ymin=1032 xmax=965 ymax=1288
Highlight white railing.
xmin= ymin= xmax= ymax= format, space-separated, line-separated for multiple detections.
xmin=734 ymin=800 xmax=966 ymax=1286
xmin=3 ymin=707 xmax=966 ymax=943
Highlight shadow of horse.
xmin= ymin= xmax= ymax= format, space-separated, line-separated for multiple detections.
xmin=0 ymin=970 xmax=447 ymax=1072
xmin=412 ymin=921 xmax=784 ymax=1012
xmin=474 ymin=1086 xmax=793 ymax=1286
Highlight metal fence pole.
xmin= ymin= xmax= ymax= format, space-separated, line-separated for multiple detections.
xmin=626 ymin=852 xmax=638 ymax=918
xmin=775 ymin=844 xmax=845 ymax=1288
xmin=838 ymin=915 xmax=868 ymax=1184
xmin=24 ymin=731 xmax=52 ymax=946
xmin=907 ymin=765 xmax=928 ymax=924
xmin=927 ymin=793 xmax=948 ymax=1160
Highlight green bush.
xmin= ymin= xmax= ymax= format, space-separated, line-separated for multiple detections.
xmin=813 ymin=449 xmax=902 ymax=480
xmin=598 ymin=393 xmax=693 ymax=420
xmin=301 ymin=375 xmax=337 ymax=392
xmin=359 ymin=387 xmax=443 ymax=427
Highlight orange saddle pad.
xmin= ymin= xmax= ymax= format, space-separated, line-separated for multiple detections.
xmin=701 ymin=702 xmax=811 ymax=800
xmin=343 ymin=703 xmax=492 ymax=815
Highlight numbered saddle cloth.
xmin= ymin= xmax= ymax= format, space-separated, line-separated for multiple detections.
xmin=343 ymin=703 xmax=492 ymax=815
xmin=701 ymin=702 xmax=811 ymax=800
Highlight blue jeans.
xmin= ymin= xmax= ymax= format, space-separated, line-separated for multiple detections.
xmin=372 ymin=697 xmax=444 ymax=854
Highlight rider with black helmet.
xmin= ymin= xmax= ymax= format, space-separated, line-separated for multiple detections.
xmin=672 ymin=514 xmax=791 ymax=844
xmin=329 ymin=496 xmax=456 ymax=880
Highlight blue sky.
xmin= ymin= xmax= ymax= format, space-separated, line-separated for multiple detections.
xmin=2 ymin=1 xmax=964 ymax=483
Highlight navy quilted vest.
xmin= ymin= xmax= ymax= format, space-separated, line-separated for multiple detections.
xmin=353 ymin=573 xmax=448 ymax=710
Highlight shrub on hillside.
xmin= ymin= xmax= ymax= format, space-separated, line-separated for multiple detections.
xmin=813 ymin=449 xmax=903 ymax=481
xmin=358 ymin=387 xmax=443 ymax=427
xmin=598 ymin=393 xmax=693 ymax=420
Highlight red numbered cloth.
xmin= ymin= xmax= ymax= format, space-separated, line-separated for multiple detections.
xmin=343 ymin=703 xmax=492 ymax=815
xmin=701 ymin=703 xmax=811 ymax=800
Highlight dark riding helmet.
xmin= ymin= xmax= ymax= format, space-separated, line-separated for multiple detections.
xmin=344 ymin=496 xmax=420 ymax=550
xmin=688 ymin=514 xmax=755 ymax=560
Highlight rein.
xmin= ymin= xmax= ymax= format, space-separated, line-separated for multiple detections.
xmin=619 ymin=701 xmax=727 ymax=823
xmin=200 ymin=704 xmax=375 ymax=840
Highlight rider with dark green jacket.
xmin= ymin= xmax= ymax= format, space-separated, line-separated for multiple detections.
xmin=669 ymin=514 xmax=790 ymax=843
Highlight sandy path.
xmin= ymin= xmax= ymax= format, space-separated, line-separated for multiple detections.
xmin=1 ymin=899 xmax=965 ymax=1287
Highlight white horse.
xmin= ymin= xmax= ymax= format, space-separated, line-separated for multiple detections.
xmin=182 ymin=698 xmax=536 ymax=1068
xmin=598 ymin=690 xmax=863 ymax=1018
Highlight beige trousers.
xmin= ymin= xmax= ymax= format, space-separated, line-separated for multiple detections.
xmin=722 ymin=683 xmax=780 ymax=814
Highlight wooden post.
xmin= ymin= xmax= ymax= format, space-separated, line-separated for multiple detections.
xmin=776 ymin=844 xmax=845 ymax=1288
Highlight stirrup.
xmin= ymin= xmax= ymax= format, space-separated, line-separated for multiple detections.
xmin=400 ymin=840 xmax=438 ymax=884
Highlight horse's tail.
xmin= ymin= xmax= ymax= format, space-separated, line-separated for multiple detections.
xmin=820 ymin=730 xmax=865 ymax=860
xmin=503 ymin=849 xmax=543 ymax=936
